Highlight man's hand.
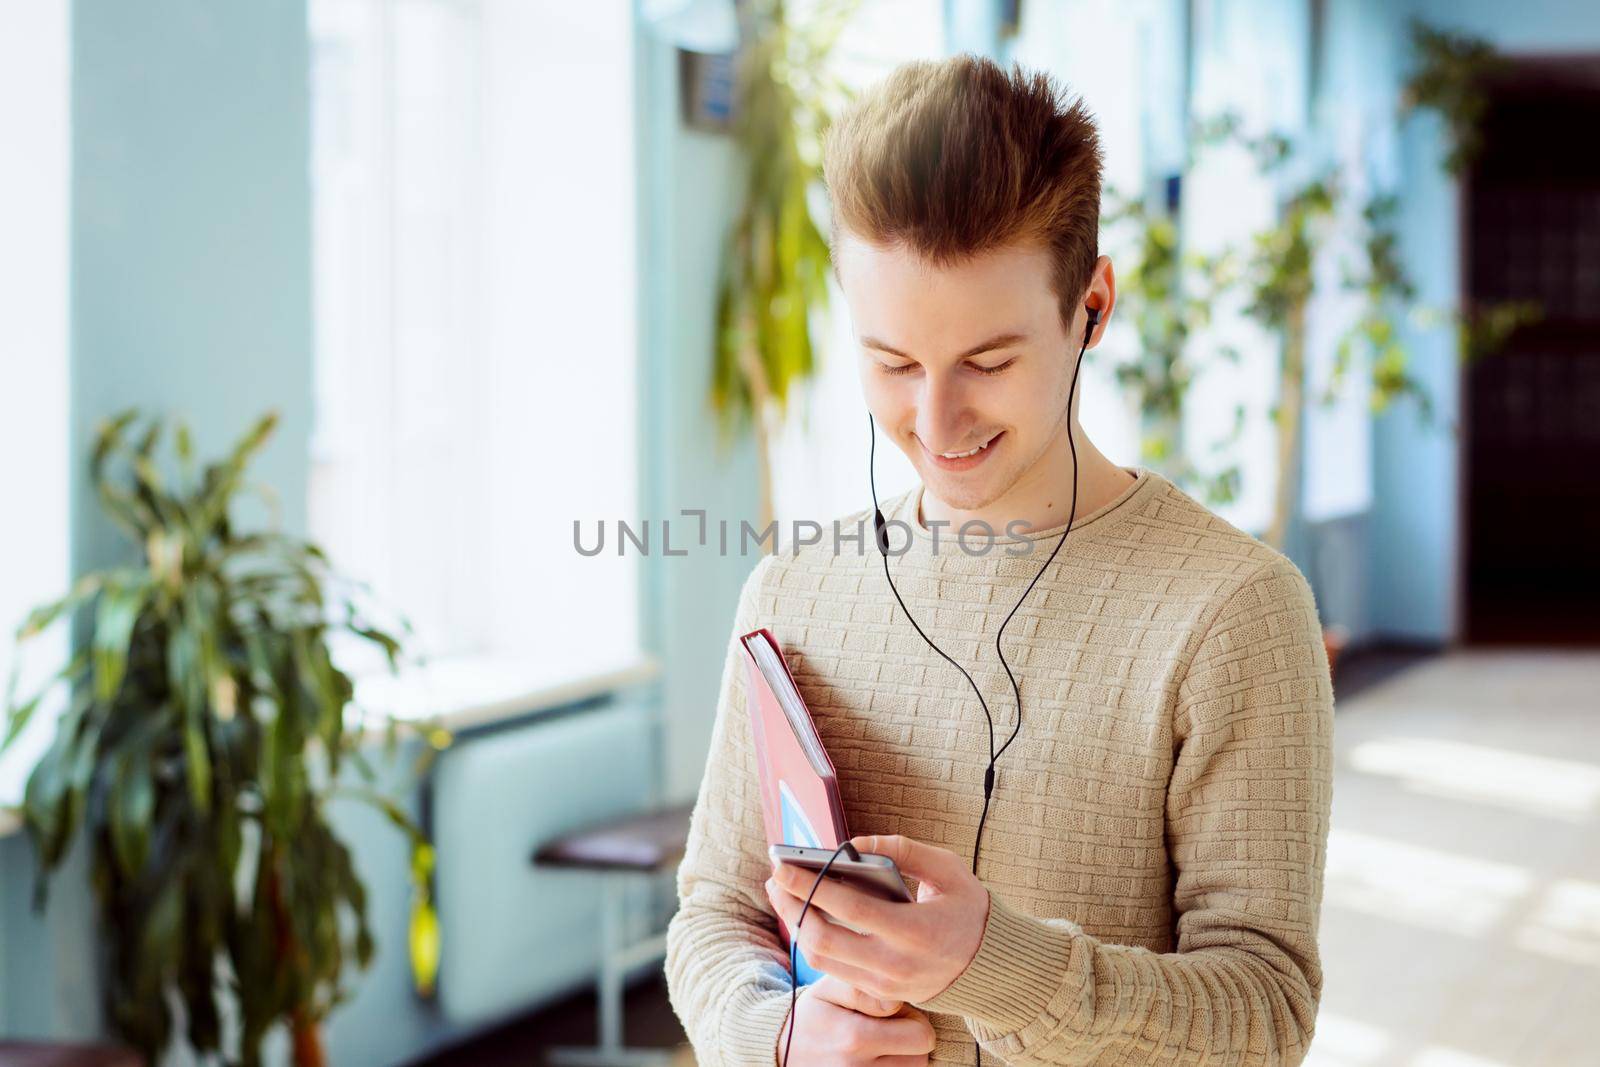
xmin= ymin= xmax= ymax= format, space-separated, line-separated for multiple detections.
xmin=764 ymin=834 xmax=990 ymax=1005
xmin=775 ymin=973 xmax=935 ymax=1067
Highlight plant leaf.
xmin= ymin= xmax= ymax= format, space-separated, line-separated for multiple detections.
xmin=92 ymin=578 xmax=150 ymax=705
xmin=109 ymin=740 xmax=156 ymax=877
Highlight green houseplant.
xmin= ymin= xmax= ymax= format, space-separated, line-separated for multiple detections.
xmin=1240 ymin=172 xmax=1340 ymax=552
xmin=1400 ymin=18 xmax=1507 ymax=177
xmin=1173 ymin=115 xmax=1340 ymax=553
xmin=1237 ymin=18 xmax=1538 ymax=552
xmin=1190 ymin=116 xmax=1529 ymax=676
xmin=711 ymin=0 xmax=853 ymax=535
xmin=1187 ymin=117 xmax=1438 ymax=554
xmin=1397 ymin=19 xmax=1542 ymax=361
xmin=1 ymin=410 xmax=443 ymax=1067
xmin=1102 ymin=188 xmax=1242 ymax=506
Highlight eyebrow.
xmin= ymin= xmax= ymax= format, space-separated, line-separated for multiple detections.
xmin=862 ymin=331 xmax=1030 ymax=362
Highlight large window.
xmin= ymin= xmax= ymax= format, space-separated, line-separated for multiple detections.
xmin=0 ymin=0 xmax=70 ymax=816
xmin=309 ymin=0 xmax=642 ymax=711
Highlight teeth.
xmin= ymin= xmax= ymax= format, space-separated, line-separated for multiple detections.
xmin=940 ymin=436 xmax=993 ymax=459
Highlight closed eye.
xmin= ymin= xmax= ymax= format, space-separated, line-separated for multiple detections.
xmin=877 ymin=358 xmax=1017 ymax=376
xmin=972 ymin=358 xmax=1017 ymax=376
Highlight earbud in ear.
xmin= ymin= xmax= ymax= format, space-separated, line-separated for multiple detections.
xmin=1083 ymin=305 xmax=1101 ymax=346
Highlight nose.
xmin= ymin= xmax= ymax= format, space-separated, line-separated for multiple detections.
xmin=914 ymin=371 xmax=974 ymax=453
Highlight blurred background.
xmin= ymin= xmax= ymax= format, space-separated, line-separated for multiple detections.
xmin=1 ymin=1 xmax=1597 ymax=1065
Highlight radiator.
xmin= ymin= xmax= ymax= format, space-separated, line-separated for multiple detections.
xmin=430 ymin=699 xmax=657 ymax=1026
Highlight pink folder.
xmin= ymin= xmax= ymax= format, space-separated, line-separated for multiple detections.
xmin=740 ymin=628 xmax=849 ymax=978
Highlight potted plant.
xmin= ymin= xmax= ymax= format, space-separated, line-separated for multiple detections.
xmin=1 ymin=410 xmax=444 ymax=1067
xmin=711 ymin=0 xmax=854 ymax=535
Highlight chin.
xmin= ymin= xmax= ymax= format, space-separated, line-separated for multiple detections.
xmin=900 ymin=434 xmax=1015 ymax=512
xmin=921 ymin=466 xmax=1013 ymax=513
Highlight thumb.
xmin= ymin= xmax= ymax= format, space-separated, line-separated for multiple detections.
xmin=851 ymin=834 xmax=965 ymax=887
xmin=809 ymin=974 xmax=903 ymax=1017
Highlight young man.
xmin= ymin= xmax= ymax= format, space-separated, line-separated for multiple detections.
xmin=665 ymin=55 xmax=1333 ymax=1067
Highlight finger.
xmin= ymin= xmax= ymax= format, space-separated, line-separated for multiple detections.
xmin=808 ymin=974 xmax=902 ymax=1017
xmin=795 ymin=945 xmax=902 ymax=1003
xmin=851 ymin=834 xmax=964 ymax=887
xmin=770 ymin=858 xmax=901 ymax=932
xmin=765 ymin=878 xmax=873 ymax=964
xmin=766 ymin=878 xmax=917 ymax=985
xmin=858 ymin=1012 xmax=937 ymax=1057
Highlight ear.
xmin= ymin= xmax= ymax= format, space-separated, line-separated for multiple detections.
xmin=1083 ymin=255 xmax=1116 ymax=348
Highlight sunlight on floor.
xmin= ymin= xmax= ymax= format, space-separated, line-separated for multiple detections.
xmin=1317 ymin=651 xmax=1600 ymax=1067
xmin=1346 ymin=737 xmax=1600 ymax=823
xmin=1409 ymin=1048 xmax=1518 ymax=1067
xmin=1304 ymin=1012 xmax=1393 ymax=1066
xmin=1324 ymin=828 xmax=1533 ymax=936
xmin=1514 ymin=878 xmax=1600 ymax=968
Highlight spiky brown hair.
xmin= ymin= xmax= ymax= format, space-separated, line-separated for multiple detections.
xmin=823 ymin=54 xmax=1105 ymax=331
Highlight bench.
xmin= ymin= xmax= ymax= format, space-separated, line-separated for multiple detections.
xmin=532 ymin=802 xmax=694 ymax=1067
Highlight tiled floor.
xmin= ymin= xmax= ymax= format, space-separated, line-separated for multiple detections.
xmin=422 ymin=648 xmax=1600 ymax=1067
xmin=1307 ymin=649 xmax=1600 ymax=1067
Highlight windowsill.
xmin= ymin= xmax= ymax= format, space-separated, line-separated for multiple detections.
xmin=0 ymin=652 xmax=662 ymax=839
xmin=349 ymin=649 xmax=662 ymax=735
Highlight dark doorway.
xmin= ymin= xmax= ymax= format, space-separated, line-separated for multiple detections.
xmin=1462 ymin=58 xmax=1600 ymax=645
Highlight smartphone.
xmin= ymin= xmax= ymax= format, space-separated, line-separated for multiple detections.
xmin=769 ymin=843 xmax=915 ymax=903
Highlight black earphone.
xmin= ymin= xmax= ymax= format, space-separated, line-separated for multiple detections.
xmin=780 ymin=304 xmax=1101 ymax=1067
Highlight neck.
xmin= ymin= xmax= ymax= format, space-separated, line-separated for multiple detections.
xmin=918 ymin=421 xmax=1134 ymax=536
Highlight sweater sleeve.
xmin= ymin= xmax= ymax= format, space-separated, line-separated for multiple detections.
xmin=915 ymin=554 xmax=1334 ymax=1066
xmin=664 ymin=554 xmax=796 ymax=1067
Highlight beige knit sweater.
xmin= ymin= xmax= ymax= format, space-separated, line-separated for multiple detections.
xmin=664 ymin=466 xmax=1334 ymax=1066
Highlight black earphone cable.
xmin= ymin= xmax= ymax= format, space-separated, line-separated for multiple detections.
xmin=868 ymin=319 xmax=1091 ymax=875
xmin=780 ymin=310 xmax=1095 ymax=1067
xmin=780 ymin=839 xmax=862 ymax=1067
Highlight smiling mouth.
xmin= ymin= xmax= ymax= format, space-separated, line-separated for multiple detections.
xmin=931 ymin=432 xmax=999 ymax=459
xmin=917 ymin=431 xmax=1004 ymax=468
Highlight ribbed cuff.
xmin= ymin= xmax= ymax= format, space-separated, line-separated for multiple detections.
xmin=722 ymin=986 xmax=797 ymax=1067
xmin=915 ymin=891 xmax=1079 ymax=1033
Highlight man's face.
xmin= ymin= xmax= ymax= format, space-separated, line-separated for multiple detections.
xmin=835 ymin=231 xmax=1087 ymax=516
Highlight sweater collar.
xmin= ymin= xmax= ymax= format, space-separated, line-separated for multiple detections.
xmin=885 ymin=465 xmax=1160 ymax=555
